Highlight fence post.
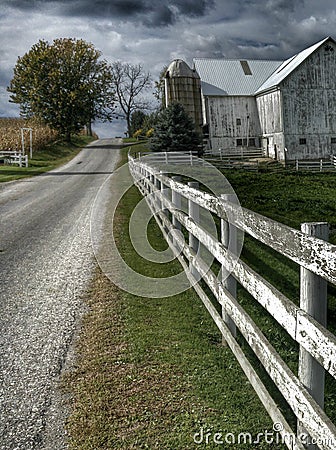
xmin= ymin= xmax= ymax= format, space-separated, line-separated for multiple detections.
xmin=155 ymin=171 xmax=162 ymax=216
xmin=149 ymin=172 xmax=154 ymax=192
xmin=148 ymin=172 xmax=155 ymax=209
xmin=220 ymin=194 xmax=237 ymax=345
xmin=171 ymin=176 xmax=182 ymax=248
xmin=160 ymin=171 xmax=169 ymax=223
xmin=320 ymin=159 xmax=323 ymax=172
xmin=143 ymin=166 xmax=147 ymax=191
xmin=296 ymin=159 xmax=299 ymax=171
xmin=188 ymin=181 xmax=200 ymax=280
xmin=298 ymin=222 xmax=329 ymax=449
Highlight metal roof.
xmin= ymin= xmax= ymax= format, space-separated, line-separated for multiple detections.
xmin=193 ymin=58 xmax=283 ymax=96
xmin=255 ymin=36 xmax=334 ymax=94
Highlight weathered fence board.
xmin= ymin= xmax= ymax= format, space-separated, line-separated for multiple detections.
xmin=136 ymin=165 xmax=336 ymax=285
xmin=295 ymin=159 xmax=336 ymax=172
xmin=129 ymin=153 xmax=336 ymax=450
xmin=0 ymin=151 xmax=28 ymax=167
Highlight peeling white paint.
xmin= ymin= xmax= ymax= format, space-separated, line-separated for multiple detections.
xmin=129 ymin=155 xmax=336 ymax=450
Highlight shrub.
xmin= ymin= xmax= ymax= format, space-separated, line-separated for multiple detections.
xmin=149 ymin=103 xmax=202 ymax=153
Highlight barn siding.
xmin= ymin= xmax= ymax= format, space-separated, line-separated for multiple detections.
xmin=256 ymin=90 xmax=285 ymax=159
xmin=207 ymin=96 xmax=261 ymax=150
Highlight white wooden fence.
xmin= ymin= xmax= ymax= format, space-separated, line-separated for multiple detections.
xmin=295 ymin=158 xmax=336 ymax=172
xmin=0 ymin=151 xmax=28 ymax=167
xmin=128 ymin=151 xmax=336 ymax=450
xmin=204 ymin=147 xmax=265 ymax=159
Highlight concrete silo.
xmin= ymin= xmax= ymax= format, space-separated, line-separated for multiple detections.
xmin=165 ymin=59 xmax=203 ymax=133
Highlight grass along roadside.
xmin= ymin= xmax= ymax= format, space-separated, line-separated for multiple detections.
xmin=0 ymin=135 xmax=96 ymax=182
xmin=63 ymin=146 xmax=285 ymax=449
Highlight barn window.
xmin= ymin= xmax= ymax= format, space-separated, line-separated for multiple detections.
xmin=236 ymin=138 xmax=243 ymax=146
xmin=236 ymin=118 xmax=241 ymax=126
xmin=331 ymin=137 xmax=336 ymax=144
xmin=299 ymin=138 xmax=307 ymax=145
xmin=248 ymin=138 xmax=256 ymax=147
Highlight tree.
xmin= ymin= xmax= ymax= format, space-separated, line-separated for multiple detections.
xmin=130 ymin=110 xmax=147 ymax=137
xmin=149 ymin=103 xmax=202 ymax=153
xmin=110 ymin=62 xmax=152 ymax=137
xmin=8 ymin=38 xmax=115 ymax=141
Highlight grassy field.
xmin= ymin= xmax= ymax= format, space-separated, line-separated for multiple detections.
xmin=0 ymin=134 xmax=96 ymax=182
xmin=222 ymin=169 xmax=336 ymax=243
xmin=64 ymin=147 xmax=288 ymax=449
xmin=63 ymin=148 xmax=336 ymax=448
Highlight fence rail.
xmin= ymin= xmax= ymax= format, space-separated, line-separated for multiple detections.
xmin=294 ymin=158 xmax=335 ymax=172
xmin=0 ymin=151 xmax=28 ymax=167
xmin=204 ymin=147 xmax=265 ymax=159
xmin=128 ymin=152 xmax=336 ymax=450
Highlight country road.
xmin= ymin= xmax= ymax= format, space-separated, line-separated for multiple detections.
xmin=0 ymin=139 xmax=121 ymax=450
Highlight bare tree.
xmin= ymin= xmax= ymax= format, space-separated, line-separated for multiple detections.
xmin=111 ymin=62 xmax=152 ymax=137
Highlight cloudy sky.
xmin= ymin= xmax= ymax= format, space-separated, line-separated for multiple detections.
xmin=1 ymin=0 xmax=335 ymax=137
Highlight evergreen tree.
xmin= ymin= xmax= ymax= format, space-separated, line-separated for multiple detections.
xmin=150 ymin=103 xmax=202 ymax=153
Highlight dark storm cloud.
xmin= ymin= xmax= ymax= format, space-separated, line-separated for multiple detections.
xmin=3 ymin=0 xmax=215 ymax=27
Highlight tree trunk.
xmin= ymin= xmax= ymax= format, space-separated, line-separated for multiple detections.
xmin=87 ymin=122 xmax=93 ymax=136
xmin=127 ymin=115 xmax=131 ymax=138
xmin=65 ymin=131 xmax=71 ymax=143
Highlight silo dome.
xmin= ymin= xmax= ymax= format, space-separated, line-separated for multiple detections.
xmin=166 ymin=59 xmax=200 ymax=79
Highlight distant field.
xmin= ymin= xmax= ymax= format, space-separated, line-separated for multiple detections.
xmin=0 ymin=117 xmax=57 ymax=152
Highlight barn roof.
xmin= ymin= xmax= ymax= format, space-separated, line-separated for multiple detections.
xmin=193 ymin=58 xmax=282 ymax=96
xmin=255 ymin=36 xmax=335 ymax=94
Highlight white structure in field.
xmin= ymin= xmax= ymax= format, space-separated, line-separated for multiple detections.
xmin=165 ymin=36 xmax=336 ymax=160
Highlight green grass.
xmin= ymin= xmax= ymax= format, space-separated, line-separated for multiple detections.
xmin=0 ymin=134 xmax=96 ymax=182
xmin=222 ymin=170 xmax=336 ymax=243
xmin=63 ymin=150 xmax=336 ymax=449
xmin=123 ymin=137 xmax=139 ymax=143
xmin=64 ymin=147 xmax=286 ymax=449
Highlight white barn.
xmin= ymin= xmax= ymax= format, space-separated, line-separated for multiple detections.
xmin=166 ymin=36 xmax=336 ymax=161
xmin=255 ymin=37 xmax=336 ymax=160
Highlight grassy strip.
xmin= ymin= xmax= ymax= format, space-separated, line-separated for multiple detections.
xmin=64 ymin=147 xmax=284 ymax=449
xmin=222 ymin=170 xmax=336 ymax=243
xmin=0 ymin=135 xmax=96 ymax=182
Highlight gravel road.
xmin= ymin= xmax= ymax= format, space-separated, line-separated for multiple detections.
xmin=0 ymin=139 xmax=121 ymax=449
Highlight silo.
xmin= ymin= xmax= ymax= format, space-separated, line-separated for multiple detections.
xmin=165 ymin=59 xmax=203 ymax=133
